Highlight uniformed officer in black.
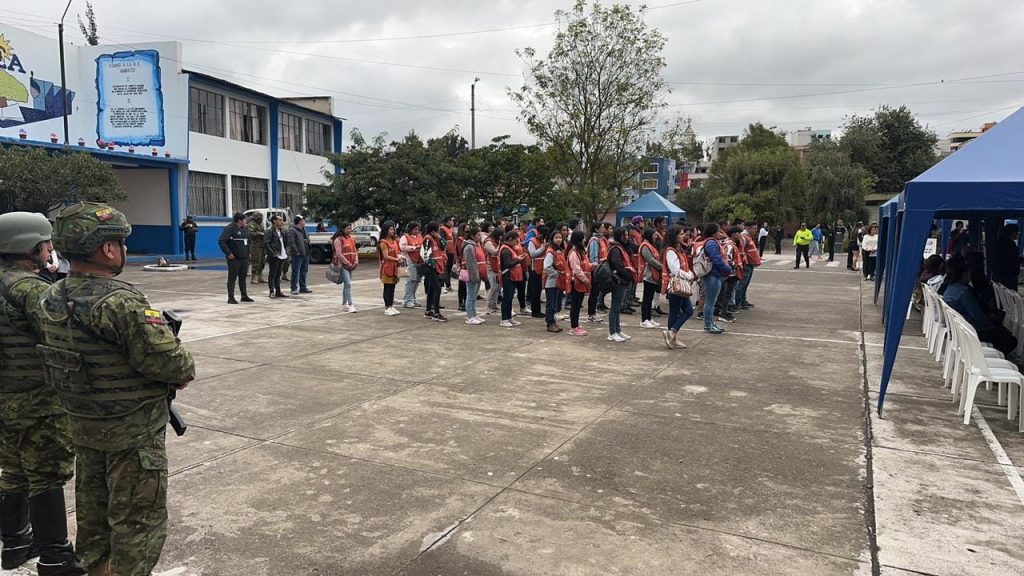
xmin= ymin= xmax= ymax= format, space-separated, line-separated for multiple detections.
xmin=218 ymin=212 xmax=252 ymax=304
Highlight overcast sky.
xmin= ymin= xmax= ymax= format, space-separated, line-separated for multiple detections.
xmin=13 ymin=0 xmax=1024 ymax=149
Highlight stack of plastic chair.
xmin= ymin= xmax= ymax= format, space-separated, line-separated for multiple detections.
xmin=950 ymin=314 xmax=1024 ymax=426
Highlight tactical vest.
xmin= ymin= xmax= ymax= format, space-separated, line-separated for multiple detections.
xmin=0 ymin=265 xmax=50 ymax=394
xmin=36 ymin=277 xmax=168 ymax=419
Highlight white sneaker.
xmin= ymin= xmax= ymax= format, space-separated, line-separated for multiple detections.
xmin=349 ymin=305 xmax=357 ymax=313
xmin=384 ymin=307 xmax=400 ymax=316
xmin=559 ymin=314 xmax=570 ymax=321
xmin=522 ymin=307 xmax=532 ymax=315
xmin=500 ymin=320 xmax=515 ymax=328
xmin=442 ymin=287 xmax=450 ymax=294
xmin=641 ymin=320 xmax=656 ymax=329
xmin=511 ymin=319 xmax=522 ymax=326
xmin=618 ymin=332 xmax=632 ymax=340
xmin=607 ymin=333 xmax=626 ymax=342
xmin=586 ymin=315 xmax=604 ymax=323
xmin=466 ymin=317 xmax=484 ymax=325
xmin=473 ymin=316 xmax=486 ymax=324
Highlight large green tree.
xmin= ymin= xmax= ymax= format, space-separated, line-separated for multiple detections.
xmin=509 ymin=0 xmax=668 ymax=226
xmin=0 ymin=146 xmax=124 ymax=213
xmin=703 ymin=123 xmax=804 ymax=223
xmin=804 ymin=140 xmax=872 ymax=225
xmin=839 ymin=105 xmax=938 ymax=196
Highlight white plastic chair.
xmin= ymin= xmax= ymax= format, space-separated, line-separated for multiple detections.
xmin=942 ymin=301 xmax=1011 ymax=402
xmin=952 ymin=316 xmax=1023 ymax=425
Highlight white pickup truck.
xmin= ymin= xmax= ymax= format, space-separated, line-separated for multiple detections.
xmin=243 ymin=208 xmax=333 ymax=264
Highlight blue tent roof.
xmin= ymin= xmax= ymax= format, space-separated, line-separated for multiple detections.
xmin=617 ymin=192 xmax=686 ymax=223
xmin=878 ymin=106 xmax=1024 ymax=414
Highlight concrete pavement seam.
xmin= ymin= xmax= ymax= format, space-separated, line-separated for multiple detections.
xmin=970 ymin=405 xmax=1024 ymax=506
xmin=859 ymin=279 xmax=882 ymax=576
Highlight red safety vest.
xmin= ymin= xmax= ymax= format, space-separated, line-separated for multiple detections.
xmin=426 ymin=234 xmax=447 ymax=274
xmin=531 ymin=237 xmax=546 ymax=275
xmin=379 ymin=238 xmax=399 ymax=278
xmin=486 ymin=238 xmax=500 ymax=274
xmin=569 ymin=248 xmax=592 ymax=294
xmin=544 ymin=246 xmax=570 ymax=293
xmin=638 ymin=240 xmax=660 ymax=283
xmin=473 ymin=243 xmax=487 ymax=279
xmin=403 ymin=233 xmax=423 ymax=264
xmin=441 ymin=225 xmax=456 ymax=255
xmin=660 ymin=247 xmax=689 ymax=295
xmin=500 ymin=244 xmax=524 ymax=282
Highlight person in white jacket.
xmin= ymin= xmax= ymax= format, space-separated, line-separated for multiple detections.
xmin=861 ymin=223 xmax=880 ymax=281
xmin=661 ymin=224 xmax=696 ymax=349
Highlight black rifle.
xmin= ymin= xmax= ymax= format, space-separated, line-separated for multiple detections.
xmin=162 ymin=310 xmax=188 ymax=437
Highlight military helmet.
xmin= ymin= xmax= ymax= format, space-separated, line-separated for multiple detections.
xmin=249 ymin=211 xmax=263 ymax=222
xmin=0 ymin=212 xmax=53 ymax=254
xmin=52 ymin=202 xmax=132 ymax=255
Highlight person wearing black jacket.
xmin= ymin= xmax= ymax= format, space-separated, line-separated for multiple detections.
xmin=180 ymin=215 xmax=198 ymax=260
xmin=606 ymin=227 xmax=634 ymax=342
xmin=773 ymin=225 xmax=784 ymax=254
xmin=218 ymin=212 xmax=252 ymax=304
xmin=992 ymin=223 xmax=1021 ymax=290
xmin=827 ymin=223 xmax=837 ymax=262
xmin=264 ymin=214 xmax=289 ymax=298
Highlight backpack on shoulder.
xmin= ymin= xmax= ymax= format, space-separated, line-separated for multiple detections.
xmin=692 ymin=243 xmax=713 ymax=278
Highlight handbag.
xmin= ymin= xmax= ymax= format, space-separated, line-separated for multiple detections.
xmin=452 ymin=260 xmax=462 ymax=275
xmin=325 ymin=264 xmax=344 ymax=284
xmin=458 ymin=267 xmax=470 ymax=283
xmin=668 ymin=274 xmax=693 ymax=297
xmin=397 ymin=264 xmax=410 ymax=278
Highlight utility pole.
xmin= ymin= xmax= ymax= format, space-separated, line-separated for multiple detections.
xmin=58 ymin=0 xmax=74 ymax=145
xmin=471 ymin=77 xmax=480 ymax=149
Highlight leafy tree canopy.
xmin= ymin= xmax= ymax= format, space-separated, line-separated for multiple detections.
xmin=0 ymin=146 xmax=124 ymax=213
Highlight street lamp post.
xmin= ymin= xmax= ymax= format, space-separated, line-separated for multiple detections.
xmin=58 ymin=0 xmax=74 ymax=145
xmin=471 ymin=77 xmax=480 ymax=149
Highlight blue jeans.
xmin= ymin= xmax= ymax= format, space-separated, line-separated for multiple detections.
xmin=402 ymin=262 xmax=420 ymax=306
xmin=735 ymin=264 xmax=755 ymax=305
xmin=340 ymin=268 xmax=353 ymax=305
xmin=608 ymin=284 xmax=626 ymax=335
xmin=702 ymin=274 xmax=723 ymax=330
xmin=290 ymin=254 xmax=309 ymax=292
xmin=667 ymin=293 xmax=693 ymax=333
xmin=466 ymin=281 xmax=481 ymax=318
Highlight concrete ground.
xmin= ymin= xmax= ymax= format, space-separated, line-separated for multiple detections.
xmin=3 ymin=250 xmax=1023 ymax=575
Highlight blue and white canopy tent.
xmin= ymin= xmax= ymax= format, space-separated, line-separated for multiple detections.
xmin=878 ymin=106 xmax=1024 ymax=414
xmin=616 ymin=192 xmax=687 ymax=225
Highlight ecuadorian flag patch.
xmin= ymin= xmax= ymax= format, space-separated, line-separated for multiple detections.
xmin=144 ymin=309 xmax=164 ymax=325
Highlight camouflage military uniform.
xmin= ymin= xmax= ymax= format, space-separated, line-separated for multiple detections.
xmin=38 ymin=203 xmax=195 ymax=576
xmin=0 ymin=262 xmax=75 ymax=495
xmin=246 ymin=213 xmax=266 ymax=283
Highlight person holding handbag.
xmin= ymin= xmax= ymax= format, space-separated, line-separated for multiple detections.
xmin=661 ymin=224 xmax=696 ymax=349
xmin=378 ymin=222 xmax=402 ymax=316
xmin=638 ymin=227 xmax=663 ymax=329
xmin=331 ymin=222 xmax=359 ymax=313
xmin=542 ymin=230 xmax=568 ymax=333
xmin=462 ymin=227 xmax=487 ymax=325
xmin=566 ymin=231 xmax=591 ymax=336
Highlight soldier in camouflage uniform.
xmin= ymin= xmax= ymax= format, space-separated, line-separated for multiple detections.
xmin=36 ymin=202 xmax=195 ymax=576
xmin=246 ymin=212 xmax=266 ymax=284
xmin=0 ymin=212 xmax=86 ymax=575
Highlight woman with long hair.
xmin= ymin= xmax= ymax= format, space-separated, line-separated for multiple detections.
xmin=566 ymin=230 xmax=590 ymax=336
xmin=542 ymin=229 xmax=568 ymax=332
xmin=456 ymin=222 xmax=468 ymax=311
xmin=462 ymin=226 xmax=487 ymax=325
xmin=485 ymin=228 xmax=503 ymax=315
xmin=421 ymin=221 xmax=448 ymax=322
xmin=606 ymin=227 xmax=635 ymax=342
xmin=331 ymin=222 xmax=359 ymax=312
xmin=861 ymin=223 xmax=879 ymax=281
xmin=638 ymin=227 xmax=663 ymax=328
xmin=660 ymin=224 xmax=696 ymax=349
xmin=377 ymin=221 xmax=402 ymax=316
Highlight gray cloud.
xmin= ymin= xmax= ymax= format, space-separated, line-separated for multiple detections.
xmin=22 ymin=0 xmax=1024 ymax=146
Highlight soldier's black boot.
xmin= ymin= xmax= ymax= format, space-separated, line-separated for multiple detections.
xmin=29 ymin=489 xmax=86 ymax=576
xmin=0 ymin=491 xmax=36 ymax=569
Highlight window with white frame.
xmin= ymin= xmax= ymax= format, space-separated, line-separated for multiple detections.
xmin=305 ymin=119 xmax=331 ymax=155
xmin=187 ymin=171 xmax=227 ymax=216
xmin=189 ymin=87 xmax=224 ymax=137
xmin=644 ymin=162 xmax=659 ymax=174
xmin=231 ymin=176 xmax=269 ymax=213
xmin=279 ymin=181 xmax=304 ymax=215
xmin=229 ymin=99 xmax=266 ymax=144
xmin=280 ymin=112 xmax=302 ymax=152
xmin=642 ymin=178 xmax=659 ymax=190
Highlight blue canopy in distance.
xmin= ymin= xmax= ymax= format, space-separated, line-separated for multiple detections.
xmin=617 ymin=191 xmax=687 ymax=224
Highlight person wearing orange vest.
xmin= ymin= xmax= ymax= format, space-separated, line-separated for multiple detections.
xmin=714 ymin=225 xmax=744 ymax=322
xmin=455 ymin=223 xmax=468 ymax=312
xmin=462 ymin=226 xmax=488 ymax=325
xmin=331 ymin=222 xmax=360 ymax=313
xmin=498 ymin=230 xmax=524 ymax=328
xmin=605 ymin=226 xmax=636 ymax=342
xmin=586 ymin=222 xmax=611 ymax=323
xmin=527 ymin=226 xmax=549 ymax=319
xmin=735 ymin=221 xmax=764 ymax=310
xmin=652 ymin=216 xmax=668 ymax=317
xmin=660 ymin=224 xmax=696 ymax=349
xmin=484 ymin=228 xmax=502 ymax=315
xmin=512 ymin=240 xmax=529 ymax=315
xmin=420 ymin=221 xmax=449 ymax=322
xmin=377 ymin=221 xmax=403 ymax=316
xmin=638 ymin=227 xmax=663 ymax=329
xmin=399 ymin=221 xmax=423 ymax=308
xmin=440 ymin=216 xmax=456 ymax=293
xmin=566 ymin=230 xmax=591 ymax=336
xmin=542 ymin=230 xmax=569 ymax=332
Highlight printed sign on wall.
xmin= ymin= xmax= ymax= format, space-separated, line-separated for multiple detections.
xmin=0 ymin=32 xmax=75 ymax=131
xmin=95 ymin=50 xmax=165 ymax=146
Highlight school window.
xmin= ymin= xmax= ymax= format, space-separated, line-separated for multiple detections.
xmin=187 ymin=171 xmax=226 ymax=216
xmin=231 ymin=176 xmax=269 ymax=212
xmin=279 ymin=181 xmax=304 ymax=215
xmin=279 ymin=112 xmax=302 ymax=152
xmin=644 ymin=162 xmax=659 ymax=174
xmin=189 ymin=87 xmax=224 ymax=137
xmin=730 ymin=136 xmax=738 ymax=143
xmin=642 ymin=178 xmax=658 ymax=190
xmin=305 ymin=119 xmax=331 ymax=155
xmin=229 ymin=99 xmax=266 ymax=145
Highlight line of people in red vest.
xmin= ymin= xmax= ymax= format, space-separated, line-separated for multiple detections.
xmin=374 ymin=216 xmax=763 ymax=347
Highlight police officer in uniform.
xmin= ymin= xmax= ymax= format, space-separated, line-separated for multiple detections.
xmin=36 ymin=202 xmax=195 ymax=576
xmin=0 ymin=212 xmax=85 ymax=575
